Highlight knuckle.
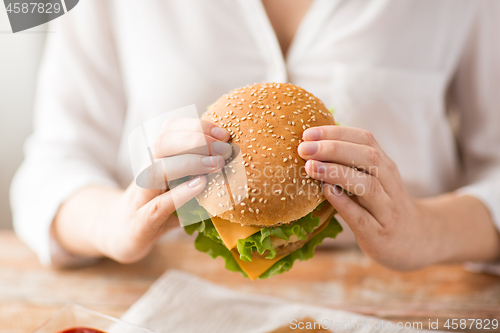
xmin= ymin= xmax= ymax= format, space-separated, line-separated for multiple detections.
xmin=190 ymin=132 xmax=207 ymax=149
xmin=355 ymin=212 xmax=370 ymax=228
xmin=368 ymin=148 xmax=381 ymax=166
xmin=161 ymin=119 xmax=172 ymax=133
xmin=169 ymin=187 xmax=182 ymax=206
xmin=148 ymin=199 xmax=162 ymax=218
xmin=152 ymin=135 xmax=164 ymax=158
xmin=387 ymin=159 xmax=398 ymax=173
xmin=326 ymin=141 xmax=336 ymax=156
xmin=363 ymin=130 xmax=376 ymax=146
xmin=369 ymin=177 xmax=383 ymax=197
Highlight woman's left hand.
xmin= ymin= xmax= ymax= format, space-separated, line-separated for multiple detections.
xmin=298 ymin=126 xmax=433 ymax=270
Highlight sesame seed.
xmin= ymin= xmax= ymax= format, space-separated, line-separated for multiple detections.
xmin=241 ymin=210 xmax=245 ymax=214
xmin=281 ymin=197 xmax=286 ymax=201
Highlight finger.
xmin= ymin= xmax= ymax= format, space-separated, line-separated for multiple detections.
xmin=161 ymin=154 xmax=225 ymax=181
xmin=298 ymin=140 xmax=395 ymax=188
xmin=306 ymin=160 xmax=391 ymax=217
xmin=323 ymin=183 xmax=382 ymax=234
xmin=303 ymin=126 xmax=382 ymax=150
xmin=153 ymin=131 xmax=232 ymax=159
xmin=137 ymin=175 xmax=207 ymax=238
xmin=162 ymin=118 xmax=231 ymax=142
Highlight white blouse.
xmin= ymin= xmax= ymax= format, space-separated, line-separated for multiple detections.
xmin=10 ymin=0 xmax=500 ymax=267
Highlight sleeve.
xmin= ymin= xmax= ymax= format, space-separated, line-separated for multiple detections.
xmin=10 ymin=0 xmax=127 ymax=267
xmin=452 ymin=1 xmax=500 ymax=273
xmin=453 ymin=1 xmax=500 ymax=230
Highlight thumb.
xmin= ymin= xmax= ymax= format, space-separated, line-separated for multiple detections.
xmin=138 ymin=175 xmax=207 ymax=232
xmin=322 ymin=183 xmax=377 ymax=235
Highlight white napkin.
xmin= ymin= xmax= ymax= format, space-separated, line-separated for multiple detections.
xmin=121 ymin=270 xmax=440 ymax=333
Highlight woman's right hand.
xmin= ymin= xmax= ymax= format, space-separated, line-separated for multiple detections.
xmin=54 ymin=119 xmax=231 ymax=263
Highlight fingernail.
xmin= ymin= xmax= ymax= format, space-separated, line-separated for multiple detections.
xmin=300 ymin=142 xmax=318 ymax=156
xmin=303 ymin=128 xmax=321 ymax=141
xmin=211 ymin=127 xmax=229 ymax=141
xmin=201 ymin=156 xmax=221 ymax=167
xmin=188 ymin=176 xmax=202 ymax=188
xmin=212 ymin=141 xmax=232 ymax=156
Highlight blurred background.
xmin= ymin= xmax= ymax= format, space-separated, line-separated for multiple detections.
xmin=0 ymin=9 xmax=46 ymax=229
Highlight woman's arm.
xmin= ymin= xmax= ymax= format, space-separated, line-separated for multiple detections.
xmin=10 ymin=0 xmax=126 ymax=266
xmin=417 ymin=193 xmax=500 ymax=265
xmin=53 ymin=186 xmax=122 ymax=259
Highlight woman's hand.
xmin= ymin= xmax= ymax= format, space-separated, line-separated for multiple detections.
xmin=298 ymin=126 xmax=432 ymax=270
xmin=54 ymin=119 xmax=231 ymax=263
xmin=298 ymin=126 xmax=500 ymax=270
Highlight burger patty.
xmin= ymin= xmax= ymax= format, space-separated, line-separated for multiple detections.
xmin=252 ymin=203 xmax=335 ymax=259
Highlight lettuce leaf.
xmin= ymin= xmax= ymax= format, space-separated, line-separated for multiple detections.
xmin=236 ymin=202 xmax=326 ymax=262
xmin=185 ymin=218 xmax=222 ymax=244
xmin=174 ymin=196 xmax=211 ymax=227
xmin=192 ymin=232 xmax=247 ymax=277
xmin=190 ymin=216 xmax=342 ymax=280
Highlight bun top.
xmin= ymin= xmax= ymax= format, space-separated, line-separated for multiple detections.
xmin=197 ymin=83 xmax=336 ymax=227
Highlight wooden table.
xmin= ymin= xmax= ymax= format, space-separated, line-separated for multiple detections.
xmin=1 ymin=229 xmax=499 ymax=333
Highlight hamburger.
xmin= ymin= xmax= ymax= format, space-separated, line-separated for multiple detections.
xmin=184 ymin=83 xmax=342 ymax=280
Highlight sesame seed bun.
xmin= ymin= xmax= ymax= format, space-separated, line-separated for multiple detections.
xmin=197 ymin=83 xmax=336 ymax=227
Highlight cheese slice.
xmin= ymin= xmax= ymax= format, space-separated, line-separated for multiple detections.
xmin=210 ymin=216 xmax=260 ymax=250
xmin=232 ymin=221 xmax=331 ymax=280
xmin=231 ymin=249 xmax=287 ymax=280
